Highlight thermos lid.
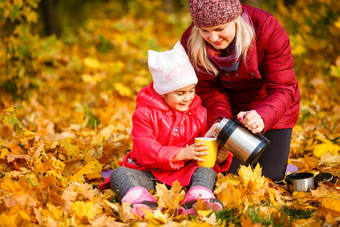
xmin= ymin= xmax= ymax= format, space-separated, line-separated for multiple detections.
xmin=315 ymin=172 xmax=335 ymax=183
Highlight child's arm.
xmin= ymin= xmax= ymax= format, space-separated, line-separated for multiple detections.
xmin=213 ymin=148 xmax=233 ymax=173
xmin=216 ymin=146 xmax=229 ymax=164
xmin=132 ymin=108 xmax=197 ymax=170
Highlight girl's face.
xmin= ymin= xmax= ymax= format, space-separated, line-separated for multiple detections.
xmin=198 ymin=22 xmax=236 ymax=50
xmin=162 ymin=84 xmax=196 ymax=112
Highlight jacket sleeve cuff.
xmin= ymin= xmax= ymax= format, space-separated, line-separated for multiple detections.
xmin=157 ymin=146 xmax=185 ymax=170
xmin=213 ymin=152 xmax=233 ymax=173
xmin=254 ymin=105 xmax=277 ymax=133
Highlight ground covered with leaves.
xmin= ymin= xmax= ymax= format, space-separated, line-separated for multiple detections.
xmin=0 ymin=0 xmax=339 ymax=226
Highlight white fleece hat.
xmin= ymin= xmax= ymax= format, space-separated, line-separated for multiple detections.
xmin=148 ymin=41 xmax=198 ymax=95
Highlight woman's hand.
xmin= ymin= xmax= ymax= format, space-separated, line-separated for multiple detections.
xmin=172 ymin=142 xmax=208 ymax=162
xmin=237 ymin=110 xmax=264 ymax=133
xmin=204 ymin=122 xmax=220 ymax=138
xmin=216 ymin=146 xmax=229 ymax=164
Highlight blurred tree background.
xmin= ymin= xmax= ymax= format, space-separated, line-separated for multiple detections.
xmin=0 ymin=0 xmax=339 ymax=226
xmin=1 ymin=0 xmax=339 ymax=99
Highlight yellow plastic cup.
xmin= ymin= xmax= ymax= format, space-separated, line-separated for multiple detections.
xmin=195 ymin=137 xmax=218 ymax=167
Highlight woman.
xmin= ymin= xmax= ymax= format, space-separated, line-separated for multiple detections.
xmin=180 ymin=0 xmax=300 ymax=182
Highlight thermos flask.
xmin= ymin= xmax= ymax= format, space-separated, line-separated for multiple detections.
xmin=214 ymin=118 xmax=270 ymax=165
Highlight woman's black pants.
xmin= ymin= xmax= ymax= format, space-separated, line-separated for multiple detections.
xmin=228 ymin=128 xmax=292 ymax=182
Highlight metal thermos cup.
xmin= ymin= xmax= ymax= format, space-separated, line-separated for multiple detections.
xmin=286 ymin=173 xmax=315 ymax=192
xmin=214 ymin=118 xmax=270 ymax=165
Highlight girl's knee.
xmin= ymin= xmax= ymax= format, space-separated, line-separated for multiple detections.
xmin=111 ymin=167 xmax=124 ymax=177
xmin=110 ymin=167 xmax=129 ymax=184
xmin=198 ymin=167 xmax=216 ymax=176
xmin=194 ymin=167 xmax=217 ymax=182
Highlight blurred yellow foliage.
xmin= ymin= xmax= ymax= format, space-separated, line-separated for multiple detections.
xmin=314 ymin=140 xmax=340 ymax=157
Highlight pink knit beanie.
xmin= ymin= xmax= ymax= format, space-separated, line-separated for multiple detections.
xmin=188 ymin=0 xmax=243 ymax=27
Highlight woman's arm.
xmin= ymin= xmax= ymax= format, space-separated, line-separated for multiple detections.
xmin=195 ymin=78 xmax=233 ymax=126
xmin=254 ymin=16 xmax=299 ymax=132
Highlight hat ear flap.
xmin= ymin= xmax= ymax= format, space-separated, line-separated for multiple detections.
xmin=172 ymin=42 xmax=190 ymax=59
xmin=148 ymin=50 xmax=157 ymax=70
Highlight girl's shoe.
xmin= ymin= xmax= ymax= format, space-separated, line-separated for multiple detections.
xmin=177 ymin=186 xmax=223 ymax=216
xmin=122 ymin=186 xmax=157 ymax=218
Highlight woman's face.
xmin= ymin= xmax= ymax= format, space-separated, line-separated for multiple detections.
xmin=162 ymin=84 xmax=196 ymax=112
xmin=198 ymin=22 xmax=236 ymax=50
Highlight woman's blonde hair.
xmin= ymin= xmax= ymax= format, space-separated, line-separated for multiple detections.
xmin=188 ymin=16 xmax=255 ymax=75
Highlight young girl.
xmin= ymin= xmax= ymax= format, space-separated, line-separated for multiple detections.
xmin=103 ymin=42 xmax=232 ymax=217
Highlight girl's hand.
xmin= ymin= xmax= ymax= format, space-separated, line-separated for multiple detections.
xmin=216 ymin=146 xmax=229 ymax=164
xmin=173 ymin=142 xmax=208 ymax=162
xmin=204 ymin=122 xmax=220 ymax=138
xmin=237 ymin=110 xmax=264 ymax=134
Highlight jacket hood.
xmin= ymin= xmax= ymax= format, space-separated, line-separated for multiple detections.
xmin=136 ymin=82 xmax=202 ymax=111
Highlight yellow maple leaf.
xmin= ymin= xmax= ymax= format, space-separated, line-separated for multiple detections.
xmin=22 ymin=129 xmax=36 ymax=140
xmin=197 ymin=211 xmax=218 ymax=225
xmin=292 ymin=191 xmax=310 ymax=199
xmin=70 ymin=160 xmax=103 ymax=183
xmin=313 ymin=142 xmax=339 ymax=157
xmin=267 ymin=188 xmax=285 ymax=207
xmin=18 ymin=210 xmax=31 ymax=223
xmin=155 ymin=181 xmax=185 ymax=211
xmin=238 ymin=164 xmax=265 ymax=189
xmin=0 ymin=147 xmax=9 ymax=159
xmin=118 ymin=202 xmax=136 ymax=222
xmin=144 ymin=208 xmax=167 ymax=224
xmin=45 ymin=203 xmax=63 ymax=219
xmin=75 ymin=182 xmax=100 ymax=200
xmin=71 ymin=201 xmax=102 ymax=221
xmin=62 ymin=187 xmax=78 ymax=212
xmin=321 ymin=198 xmax=340 ymax=214
xmin=318 ymin=153 xmax=340 ymax=167
xmin=60 ymin=138 xmax=81 ymax=161
xmin=215 ymin=181 xmax=242 ymax=208
xmin=314 ymin=137 xmax=340 ymax=158
xmin=6 ymin=143 xmax=25 ymax=154
xmin=90 ymin=214 xmax=118 ymax=226
xmin=6 ymin=153 xmax=30 ymax=163
xmin=1 ymin=177 xmax=23 ymax=194
xmin=48 ymin=188 xmax=65 ymax=207
xmin=197 ymin=210 xmax=212 ymax=217
xmin=0 ymin=212 xmax=17 ymax=227
xmin=32 ymin=153 xmax=65 ymax=174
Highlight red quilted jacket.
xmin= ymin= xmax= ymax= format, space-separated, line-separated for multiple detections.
xmin=180 ymin=4 xmax=300 ymax=132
